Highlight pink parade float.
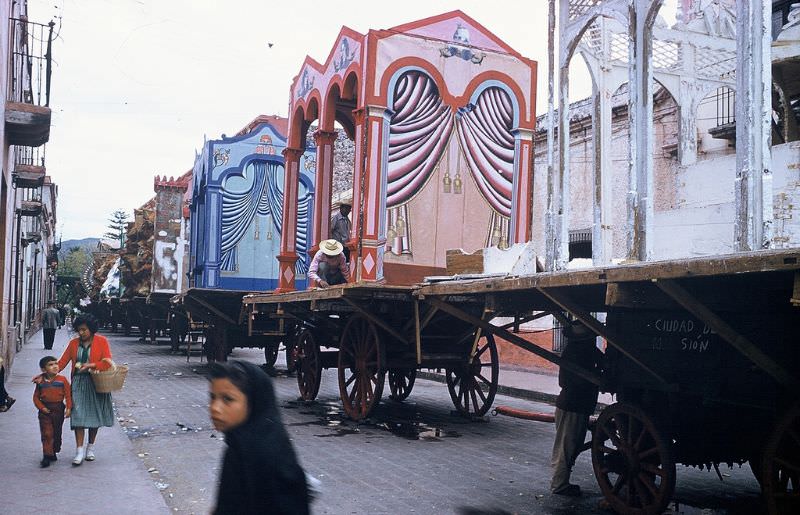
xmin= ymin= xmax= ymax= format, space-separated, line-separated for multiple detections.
xmin=277 ymin=10 xmax=536 ymax=290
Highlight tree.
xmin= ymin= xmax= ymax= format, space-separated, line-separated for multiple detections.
xmin=56 ymin=246 xmax=91 ymax=306
xmin=104 ymin=209 xmax=129 ymax=248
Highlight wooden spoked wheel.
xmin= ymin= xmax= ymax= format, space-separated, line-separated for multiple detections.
xmin=295 ymin=329 xmax=321 ymax=401
xmin=338 ymin=315 xmax=385 ymax=420
xmin=285 ymin=338 xmax=300 ymax=372
xmin=445 ymin=333 xmax=499 ymax=417
xmin=763 ymin=404 xmax=800 ymax=515
xmin=264 ymin=340 xmax=279 ymax=368
xmin=592 ymin=402 xmax=676 ymax=515
xmin=388 ymin=369 xmax=416 ymax=402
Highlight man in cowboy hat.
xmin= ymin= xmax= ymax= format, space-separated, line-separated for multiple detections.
xmin=329 ymin=196 xmax=352 ymax=262
xmin=551 ymin=319 xmax=603 ymax=497
xmin=308 ymin=239 xmax=350 ymax=288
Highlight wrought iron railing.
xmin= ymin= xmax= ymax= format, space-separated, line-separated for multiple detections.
xmin=13 ymin=144 xmax=46 ymax=167
xmin=8 ymin=17 xmax=55 ymax=106
xmin=714 ymin=86 xmax=735 ymax=127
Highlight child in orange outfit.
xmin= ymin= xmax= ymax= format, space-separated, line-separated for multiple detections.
xmin=34 ymin=356 xmax=72 ymax=467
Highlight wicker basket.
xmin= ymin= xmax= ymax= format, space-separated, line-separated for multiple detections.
xmin=91 ymin=362 xmax=128 ymax=393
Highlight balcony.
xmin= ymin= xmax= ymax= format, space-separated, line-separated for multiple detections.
xmin=11 ymin=144 xmax=46 ymax=187
xmin=18 ymin=199 xmax=42 ymax=217
xmin=5 ymin=17 xmax=54 ymax=147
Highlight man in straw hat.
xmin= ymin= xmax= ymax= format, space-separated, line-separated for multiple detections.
xmin=330 ymin=195 xmax=352 ymax=262
xmin=308 ymin=239 xmax=350 ymax=288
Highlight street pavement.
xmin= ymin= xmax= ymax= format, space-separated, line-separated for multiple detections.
xmin=2 ymin=329 xmax=765 ymax=514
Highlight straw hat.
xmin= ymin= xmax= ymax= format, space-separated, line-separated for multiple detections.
xmin=320 ymin=239 xmax=344 ymax=256
xmin=339 ymin=194 xmax=352 ymax=207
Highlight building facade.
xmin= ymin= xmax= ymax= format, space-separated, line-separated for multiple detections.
xmin=1 ymin=1 xmax=59 ymax=372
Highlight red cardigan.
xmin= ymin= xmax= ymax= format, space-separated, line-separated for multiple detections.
xmin=58 ymin=335 xmax=113 ymax=378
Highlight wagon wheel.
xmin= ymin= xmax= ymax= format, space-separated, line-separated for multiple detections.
xmin=296 ymin=329 xmax=321 ymax=401
xmin=445 ymin=333 xmax=499 ymax=417
xmin=592 ymin=402 xmax=676 ymax=515
xmin=263 ymin=340 xmax=279 ymax=368
xmin=762 ymin=404 xmax=800 ymax=515
xmin=285 ymin=338 xmax=300 ymax=372
xmin=338 ymin=315 xmax=385 ymax=420
xmin=388 ymin=369 xmax=416 ymax=402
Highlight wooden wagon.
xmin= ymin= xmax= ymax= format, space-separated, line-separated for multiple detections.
xmin=243 ymin=284 xmax=502 ymax=420
xmin=415 ymin=248 xmax=800 ymax=515
xmin=174 ymin=288 xmax=291 ymax=364
xmin=244 ymin=248 xmax=799 ymax=514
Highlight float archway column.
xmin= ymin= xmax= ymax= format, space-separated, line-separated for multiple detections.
xmin=277 ymin=147 xmax=304 ymax=292
xmin=351 ymin=105 xmax=389 ymax=283
xmin=511 ymin=128 xmax=534 ymax=245
xmin=312 ymin=129 xmax=337 ymax=250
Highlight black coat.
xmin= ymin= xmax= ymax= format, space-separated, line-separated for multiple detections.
xmin=214 ymin=362 xmax=309 ymax=515
xmin=556 ymin=337 xmax=603 ymax=415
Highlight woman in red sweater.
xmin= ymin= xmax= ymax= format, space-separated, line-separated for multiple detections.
xmin=57 ymin=314 xmax=114 ymax=466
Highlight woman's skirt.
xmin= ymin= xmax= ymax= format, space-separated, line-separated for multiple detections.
xmin=71 ymin=373 xmax=114 ymax=429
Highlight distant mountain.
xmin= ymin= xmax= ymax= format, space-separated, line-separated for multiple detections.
xmin=58 ymin=238 xmax=100 ymax=261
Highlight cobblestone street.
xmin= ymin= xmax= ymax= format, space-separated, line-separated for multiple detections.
xmin=106 ymin=332 xmax=764 ymax=515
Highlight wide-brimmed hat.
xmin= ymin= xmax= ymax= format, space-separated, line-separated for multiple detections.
xmin=320 ymin=239 xmax=344 ymax=256
xmin=339 ymin=195 xmax=352 ymax=207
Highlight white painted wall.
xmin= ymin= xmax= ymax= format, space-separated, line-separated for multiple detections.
xmin=652 ymin=141 xmax=800 ymax=258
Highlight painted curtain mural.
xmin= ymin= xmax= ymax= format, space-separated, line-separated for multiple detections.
xmin=385 ymin=70 xmax=516 ymax=255
xmin=220 ymin=160 xmax=313 ymax=275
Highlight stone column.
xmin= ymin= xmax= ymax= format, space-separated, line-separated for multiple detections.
xmin=277 ymin=147 xmax=303 ymax=292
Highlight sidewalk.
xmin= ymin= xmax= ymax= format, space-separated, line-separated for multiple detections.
xmin=418 ymin=367 xmax=615 ymax=409
xmin=0 ymin=329 xmax=169 ymax=515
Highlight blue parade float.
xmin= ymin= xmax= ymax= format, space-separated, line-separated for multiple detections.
xmin=189 ymin=115 xmax=316 ymax=291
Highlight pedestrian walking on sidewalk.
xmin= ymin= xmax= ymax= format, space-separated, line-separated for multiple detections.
xmin=42 ymin=301 xmax=61 ymax=350
xmin=208 ymin=360 xmax=310 ymax=515
xmin=0 ymin=356 xmax=15 ymax=412
xmin=33 ymin=356 xmax=72 ymax=467
xmin=54 ymin=314 xmax=114 ymax=466
xmin=551 ymin=320 xmax=603 ymax=497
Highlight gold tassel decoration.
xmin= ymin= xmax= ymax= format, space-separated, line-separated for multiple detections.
xmin=453 ymin=173 xmax=463 ymax=195
xmin=443 ymin=171 xmax=452 ymax=193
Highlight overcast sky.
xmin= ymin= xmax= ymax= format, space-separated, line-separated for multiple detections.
xmin=29 ymin=0 xmax=676 ymax=241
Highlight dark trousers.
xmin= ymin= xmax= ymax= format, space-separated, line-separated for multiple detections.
xmin=318 ymin=262 xmax=346 ymax=286
xmin=43 ymin=328 xmax=56 ymax=350
xmin=39 ymin=402 xmax=65 ymax=457
xmin=0 ymin=366 xmax=7 ymax=404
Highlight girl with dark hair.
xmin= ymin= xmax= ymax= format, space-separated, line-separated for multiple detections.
xmin=208 ymin=360 xmax=310 ymax=515
xmin=56 ymin=313 xmax=114 ymax=465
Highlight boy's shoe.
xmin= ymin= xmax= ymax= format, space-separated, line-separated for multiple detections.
xmin=5 ymin=397 xmax=15 ymax=410
xmin=85 ymin=444 xmax=95 ymax=461
xmin=72 ymin=447 xmax=85 ymax=466
xmin=50 ymin=454 xmax=58 ymax=461
xmin=40 ymin=457 xmax=51 ymax=468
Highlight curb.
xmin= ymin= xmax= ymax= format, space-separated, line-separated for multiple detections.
xmin=416 ymin=371 xmax=560 ymax=405
xmin=415 ymin=371 xmax=609 ymax=411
